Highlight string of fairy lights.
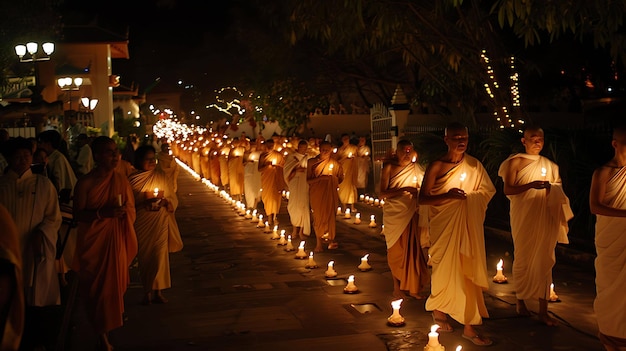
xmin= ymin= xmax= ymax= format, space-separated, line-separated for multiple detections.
xmin=480 ymin=49 xmax=525 ymax=132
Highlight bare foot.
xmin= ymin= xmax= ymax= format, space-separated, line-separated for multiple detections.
xmin=539 ymin=314 xmax=559 ymax=326
xmin=516 ymin=300 xmax=531 ymax=316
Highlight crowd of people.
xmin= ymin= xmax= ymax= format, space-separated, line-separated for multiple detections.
xmin=0 ymin=127 xmax=182 ymax=351
xmin=0 ymin=117 xmax=625 ymax=350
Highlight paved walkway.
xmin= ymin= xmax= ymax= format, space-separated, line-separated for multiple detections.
xmin=66 ymin=169 xmax=603 ymax=351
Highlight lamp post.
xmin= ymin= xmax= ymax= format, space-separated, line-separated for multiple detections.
xmin=57 ymin=77 xmax=83 ymax=110
xmin=14 ymin=42 xmax=55 ymax=103
xmin=80 ymin=97 xmax=98 ymax=127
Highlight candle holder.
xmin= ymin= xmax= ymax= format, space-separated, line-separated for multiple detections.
xmin=277 ymin=230 xmax=287 ymax=245
xmin=256 ymin=214 xmax=265 ymax=228
xmin=284 ymin=235 xmax=295 ymax=252
xmin=325 ymin=261 xmax=338 ymax=278
xmin=295 ymin=241 xmax=308 ymax=259
xmin=386 ymin=299 xmax=405 ymax=327
xmin=549 ymin=283 xmax=560 ymax=302
xmin=492 ymin=259 xmax=508 ymax=284
xmin=358 ymin=254 xmax=372 ymax=271
xmin=424 ymin=325 xmax=445 ymax=351
xmin=251 ymin=210 xmax=258 ymax=222
xmin=304 ymin=252 xmax=318 ymax=269
xmin=354 ymin=213 xmax=361 ymax=225
xmin=270 ymin=225 xmax=280 ymax=239
xmin=343 ymin=275 xmax=359 ymax=294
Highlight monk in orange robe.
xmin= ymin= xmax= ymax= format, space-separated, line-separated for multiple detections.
xmin=72 ymin=136 xmax=138 ymax=350
xmin=307 ymin=141 xmax=343 ymax=252
xmin=258 ymin=139 xmax=285 ymax=226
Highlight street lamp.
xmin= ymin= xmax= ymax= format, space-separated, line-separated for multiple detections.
xmin=15 ymin=42 xmax=55 ymax=62
xmin=81 ymin=97 xmax=98 ymax=111
xmin=58 ymin=77 xmax=83 ymax=110
xmin=14 ymin=41 xmax=55 ymax=103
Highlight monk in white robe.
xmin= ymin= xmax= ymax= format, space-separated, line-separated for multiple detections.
xmin=130 ymin=146 xmax=183 ymax=305
xmin=336 ymin=134 xmax=359 ymax=211
xmin=258 ymin=139 xmax=285 ymax=226
xmin=244 ymin=145 xmax=262 ymax=210
xmin=498 ymin=126 xmax=572 ymax=326
xmin=356 ymin=136 xmax=371 ymax=191
xmin=380 ymin=140 xmax=429 ymax=299
xmin=72 ymin=136 xmax=138 ymax=350
xmin=0 ymin=204 xmax=23 ymax=351
xmin=157 ymin=143 xmax=180 ymax=193
xmin=590 ymin=125 xmax=626 ymax=351
xmin=284 ymin=140 xmax=311 ymax=239
xmin=419 ymin=123 xmax=494 ymax=346
xmin=308 ymin=141 xmax=343 ymax=252
xmin=0 ymin=137 xmax=62 ymax=350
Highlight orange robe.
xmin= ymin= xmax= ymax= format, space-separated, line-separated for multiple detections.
xmin=383 ymin=162 xmax=429 ymax=298
xmin=307 ymin=157 xmax=341 ymax=240
xmin=337 ymin=144 xmax=359 ymax=204
xmin=259 ymin=150 xmax=285 ymax=215
xmin=72 ymin=171 xmax=137 ymax=333
xmin=228 ymin=147 xmax=245 ymax=196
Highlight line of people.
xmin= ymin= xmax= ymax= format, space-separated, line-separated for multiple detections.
xmin=0 ymin=130 xmax=183 ymax=351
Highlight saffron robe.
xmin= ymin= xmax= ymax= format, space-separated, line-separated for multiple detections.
xmin=336 ymin=144 xmax=359 ymax=204
xmin=594 ymin=166 xmax=626 ymax=339
xmin=219 ymin=146 xmax=231 ymax=187
xmin=72 ymin=171 xmax=137 ymax=333
xmin=129 ymin=169 xmax=183 ymax=293
xmin=228 ymin=147 xmax=246 ymax=196
xmin=244 ymin=151 xmax=262 ymax=209
xmin=259 ymin=150 xmax=285 ymax=215
xmin=498 ymin=154 xmax=572 ymax=301
xmin=0 ymin=204 xmax=23 ymax=351
xmin=382 ymin=162 xmax=429 ymax=297
xmin=0 ymin=169 xmax=61 ymax=307
xmin=424 ymin=155 xmax=495 ymax=325
xmin=284 ymin=151 xmax=311 ymax=235
xmin=307 ymin=157 xmax=341 ymax=240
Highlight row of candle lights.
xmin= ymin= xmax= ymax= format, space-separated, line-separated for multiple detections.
xmin=172 ymin=150 xmax=560 ymax=350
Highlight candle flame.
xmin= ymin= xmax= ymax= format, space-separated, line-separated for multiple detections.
xmin=541 ymin=167 xmax=547 ymax=177
xmin=431 ymin=324 xmax=440 ymax=334
xmin=345 ymin=208 xmax=350 ymax=214
xmin=460 ymin=172 xmax=467 ymax=182
xmin=391 ymin=299 xmax=403 ymax=309
xmin=348 ymin=275 xmax=355 ymax=282
xmin=328 ymin=260 xmax=334 ymax=267
xmin=550 ymin=283 xmax=554 ymax=290
xmin=370 ymin=215 xmax=375 ymax=220
xmin=362 ymin=254 xmax=369 ymax=260
xmin=329 ymin=163 xmax=334 ymax=171
xmin=456 ymin=346 xmax=463 ymax=351
xmin=348 ymin=152 xmax=353 ymax=158
xmin=287 ymin=235 xmax=292 ymax=241
xmin=281 ymin=229 xmax=285 ymax=235
xmin=356 ymin=213 xmax=361 ymax=219
xmin=298 ymin=241 xmax=305 ymax=249
xmin=412 ymin=156 xmax=417 ymax=163
xmin=497 ymin=259 xmax=503 ymax=270
xmin=309 ymin=251 xmax=314 ymax=258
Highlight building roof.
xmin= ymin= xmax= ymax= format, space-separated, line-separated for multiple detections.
xmin=60 ymin=24 xmax=129 ymax=59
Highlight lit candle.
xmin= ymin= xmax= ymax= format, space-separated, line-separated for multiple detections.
xmin=380 ymin=199 xmax=385 ymax=207
xmin=359 ymin=194 xmax=365 ymax=202
xmin=493 ymin=258 xmax=508 ymax=283
xmin=328 ymin=163 xmax=334 ymax=174
xmin=245 ymin=209 xmax=252 ymax=219
xmin=549 ymin=283 xmax=559 ymax=302
xmin=343 ymin=275 xmax=359 ymax=293
xmin=427 ymin=324 xmax=442 ymax=348
xmin=348 ymin=152 xmax=353 ymax=158
xmin=541 ymin=167 xmax=547 ymax=180
xmin=344 ymin=208 xmax=351 ymax=219
xmin=337 ymin=206 xmax=342 ymax=215
xmin=358 ymin=254 xmax=372 ymax=271
xmin=272 ymin=158 xmax=277 ymax=166
xmin=284 ymin=235 xmax=295 ymax=252
xmin=264 ymin=221 xmax=271 ymax=233
xmin=459 ymin=172 xmax=467 ymax=188
xmin=257 ymin=214 xmax=264 ymax=227
xmin=277 ymin=230 xmax=286 ymax=245
xmin=456 ymin=346 xmax=462 ymax=351
xmin=333 ymin=147 xmax=337 ymax=153
xmin=369 ymin=215 xmax=377 ymax=228
xmin=305 ymin=251 xmax=318 ymax=269
xmin=413 ymin=175 xmax=418 ymax=184
xmin=117 ymin=194 xmax=123 ymax=207
xmin=295 ymin=241 xmax=307 ymax=259
xmin=153 ymin=187 xmax=159 ymax=198
xmin=354 ymin=213 xmax=361 ymax=225
xmin=325 ymin=260 xmax=338 ymax=278
xmin=270 ymin=225 xmax=280 ymax=239
xmin=387 ymin=299 xmax=405 ymax=327
xmin=412 ymin=155 xmax=417 ymax=163
xmin=286 ymin=191 xmax=290 ymax=200
xmin=374 ymin=199 xmax=380 ymax=206
xmin=380 ymin=224 xmax=385 ymax=235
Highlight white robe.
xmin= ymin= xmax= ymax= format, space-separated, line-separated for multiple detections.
xmin=498 ymin=154 xmax=572 ymax=301
xmin=284 ymin=152 xmax=311 ymax=235
xmin=594 ymin=166 xmax=626 ymax=339
xmin=0 ymin=169 xmax=62 ymax=306
xmin=383 ymin=162 xmax=423 ymax=248
xmin=424 ymin=155 xmax=495 ymax=325
xmin=47 ymin=149 xmax=77 ymax=196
